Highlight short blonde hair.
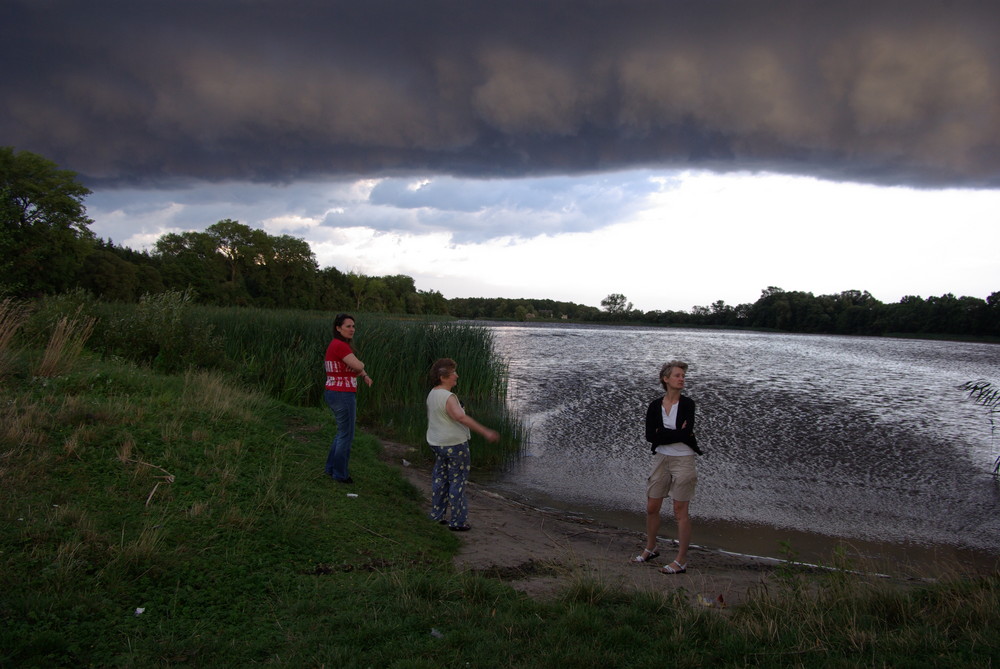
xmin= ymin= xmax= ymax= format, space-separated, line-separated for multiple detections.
xmin=659 ymin=360 xmax=688 ymax=389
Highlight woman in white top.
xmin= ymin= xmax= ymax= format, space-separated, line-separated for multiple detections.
xmin=426 ymin=358 xmax=499 ymax=531
xmin=633 ymin=360 xmax=701 ymax=574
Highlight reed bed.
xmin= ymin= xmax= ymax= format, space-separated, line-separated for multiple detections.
xmin=23 ymin=293 xmax=526 ymax=468
xmin=352 ymin=318 xmax=528 ymax=467
xmin=194 ymin=307 xmax=527 ymax=468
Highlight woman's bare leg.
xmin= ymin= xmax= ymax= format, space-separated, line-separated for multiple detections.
xmin=673 ymin=499 xmax=691 ymax=565
xmin=644 ymin=497 xmax=664 ymax=551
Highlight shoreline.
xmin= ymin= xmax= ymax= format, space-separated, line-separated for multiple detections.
xmin=378 ymin=439 xmax=955 ymax=604
xmin=481 ymin=489 xmax=1000 ymax=578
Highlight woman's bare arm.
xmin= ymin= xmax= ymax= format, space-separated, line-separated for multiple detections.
xmin=446 ymin=394 xmax=499 ymax=442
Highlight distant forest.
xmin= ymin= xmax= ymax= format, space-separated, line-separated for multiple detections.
xmin=3 ymin=146 xmax=998 ymax=339
xmin=19 ymin=221 xmax=1000 ymax=340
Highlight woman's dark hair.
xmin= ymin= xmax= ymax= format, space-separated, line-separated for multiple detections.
xmin=333 ymin=313 xmax=355 ymax=342
xmin=429 ymin=358 xmax=457 ymax=386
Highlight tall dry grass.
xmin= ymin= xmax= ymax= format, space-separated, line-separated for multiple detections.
xmin=34 ymin=309 xmax=96 ymax=377
xmin=0 ymin=297 xmax=31 ymax=375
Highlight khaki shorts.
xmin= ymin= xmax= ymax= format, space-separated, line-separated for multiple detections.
xmin=646 ymin=454 xmax=698 ymax=501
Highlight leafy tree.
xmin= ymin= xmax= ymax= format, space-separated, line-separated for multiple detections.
xmin=317 ymin=266 xmax=353 ymax=311
xmin=421 ymin=290 xmax=449 ymax=315
xmin=363 ymin=278 xmax=395 ymax=312
xmin=262 ymin=235 xmax=319 ymax=309
xmin=207 ymin=219 xmax=267 ymax=284
xmin=79 ymin=250 xmax=140 ymax=302
xmin=601 ymin=293 xmax=632 ymax=315
xmin=0 ymin=147 xmax=95 ymax=296
xmin=153 ymin=221 xmax=322 ymax=308
xmin=154 ymin=230 xmax=228 ymax=302
xmin=881 ymin=295 xmax=928 ymax=334
xmin=347 ymin=272 xmax=370 ymax=310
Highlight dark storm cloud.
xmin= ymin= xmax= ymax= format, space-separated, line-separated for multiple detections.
xmin=4 ymin=0 xmax=1000 ymax=188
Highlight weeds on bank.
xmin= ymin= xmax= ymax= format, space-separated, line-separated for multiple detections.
xmin=0 ymin=297 xmax=30 ymax=376
xmin=23 ymin=291 xmax=527 ymax=468
xmin=3 ymin=297 xmax=999 ymax=667
xmin=34 ymin=309 xmax=95 ymax=378
xmin=1 ymin=354 xmax=455 ymax=666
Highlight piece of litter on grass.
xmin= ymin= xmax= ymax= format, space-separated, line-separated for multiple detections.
xmin=134 ymin=608 xmax=145 ymax=616
xmin=696 ymin=594 xmax=727 ymax=609
xmin=430 ymin=628 xmax=444 ymax=638
xmin=346 ymin=493 xmax=359 ymax=498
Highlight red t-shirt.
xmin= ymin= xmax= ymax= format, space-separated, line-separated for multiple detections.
xmin=324 ymin=339 xmax=358 ymax=392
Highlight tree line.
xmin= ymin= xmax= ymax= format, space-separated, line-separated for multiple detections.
xmin=598 ymin=287 xmax=1000 ymax=338
xmin=1 ymin=147 xmax=446 ymax=314
xmin=86 ymin=221 xmax=448 ymax=314
xmin=3 ymin=146 xmax=997 ymax=338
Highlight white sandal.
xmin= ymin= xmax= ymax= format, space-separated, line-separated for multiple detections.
xmin=631 ymin=549 xmax=660 ymax=563
xmin=659 ymin=560 xmax=687 ymax=574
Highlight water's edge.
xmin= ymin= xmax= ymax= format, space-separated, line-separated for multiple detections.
xmin=477 ymin=473 xmax=1000 ymax=575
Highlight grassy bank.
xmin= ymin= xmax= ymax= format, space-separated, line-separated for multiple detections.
xmin=2 ymin=299 xmax=999 ymax=666
xmin=18 ymin=291 xmax=527 ymax=468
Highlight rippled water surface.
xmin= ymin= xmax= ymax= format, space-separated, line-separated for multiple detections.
xmin=485 ymin=324 xmax=1000 ymax=567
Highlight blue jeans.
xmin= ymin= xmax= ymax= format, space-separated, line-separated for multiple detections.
xmin=429 ymin=442 xmax=471 ymax=528
xmin=324 ymin=390 xmax=356 ymax=480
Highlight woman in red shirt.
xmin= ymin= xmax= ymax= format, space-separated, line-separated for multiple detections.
xmin=324 ymin=313 xmax=374 ymax=483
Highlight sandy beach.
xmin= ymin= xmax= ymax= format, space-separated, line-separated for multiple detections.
xmin=378 ymin=440 xmax=928 ymax=607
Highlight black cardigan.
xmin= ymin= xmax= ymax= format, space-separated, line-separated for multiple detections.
xmin=644 ymin=395 xmax=701 ymax=455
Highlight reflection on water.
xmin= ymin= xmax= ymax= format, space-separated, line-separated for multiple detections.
xmin=485 ymin=323 xmax=1000 ymax=569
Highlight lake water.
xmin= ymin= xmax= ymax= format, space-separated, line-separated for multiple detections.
xmin=481 ymin=323 xmax=1000 ymax=572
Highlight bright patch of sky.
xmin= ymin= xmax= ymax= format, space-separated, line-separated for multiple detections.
xmin=86 ymin=170 xmax=1000 ymax=312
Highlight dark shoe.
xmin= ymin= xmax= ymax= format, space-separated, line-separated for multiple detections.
xmin=449 ymin=525 xmax=471 ymax=532
xmin=333 ymin=476 xmax=354 ymax=484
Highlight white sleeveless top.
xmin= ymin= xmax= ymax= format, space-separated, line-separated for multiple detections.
xmin=426 ymin=388 xmax=471 ymax=446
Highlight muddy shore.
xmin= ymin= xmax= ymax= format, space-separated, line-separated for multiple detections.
xmin=379 ymin=440 xmax=935 ymax=605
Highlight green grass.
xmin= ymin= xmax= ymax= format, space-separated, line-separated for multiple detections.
xmin=19 ymin=291 xmax=528 ymax=468
xmin=2 ymin=303 xmax=999 ymax=667
xmin=0 ymin=356 xmax=458 ymax=666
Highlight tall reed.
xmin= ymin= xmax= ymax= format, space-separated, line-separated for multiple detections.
xmin=351 ymin=319 xmax=527 ymax=467
xmin=20 ymin=296 xmax=526 ymax=468
xmin=34 ymin=310 xmax=96 ymax=378
xmin=160 ymin=307 xmax=527 ymax=468
xmin=0 ymin=297 xmax=30 ymax=376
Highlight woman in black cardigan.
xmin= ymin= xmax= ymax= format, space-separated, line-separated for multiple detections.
xmin=632 ymin=360 xmax=701 ymax=574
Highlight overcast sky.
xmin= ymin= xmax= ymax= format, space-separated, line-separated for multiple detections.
xmin=3 ymin=0 xmax=999 ymax=311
